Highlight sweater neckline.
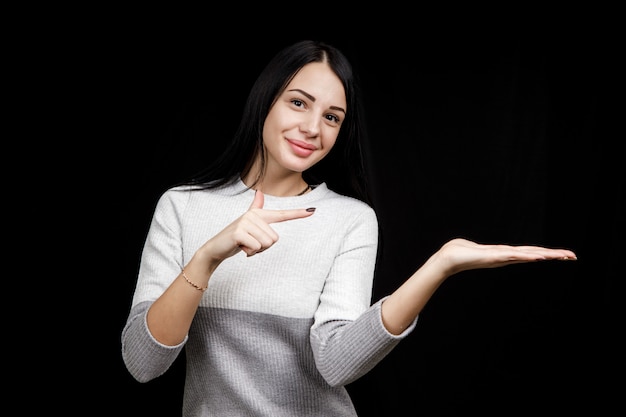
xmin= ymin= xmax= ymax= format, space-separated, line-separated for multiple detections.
xmin=236 ymin=178 xmax=326 ymax=204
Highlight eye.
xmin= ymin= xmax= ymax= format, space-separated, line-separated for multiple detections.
xmin=325 ymin=114 xmax=341 ymax=124
xmin=291 ymin=99 xmax=305 ymax=108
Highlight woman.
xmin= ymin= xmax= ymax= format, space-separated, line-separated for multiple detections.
xmin=121 ymin=40 xmax=576 ymax=416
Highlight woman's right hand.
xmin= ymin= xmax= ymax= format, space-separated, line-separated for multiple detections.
xmin=198 ymin=190 xmax=315 ymax=263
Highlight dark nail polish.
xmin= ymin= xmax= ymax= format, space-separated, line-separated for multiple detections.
xmin=306 ymin=207 xmax=316 ymax=212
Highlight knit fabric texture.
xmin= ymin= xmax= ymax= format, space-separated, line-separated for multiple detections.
xmin=122 ymin=180 xmax=417 ymax=416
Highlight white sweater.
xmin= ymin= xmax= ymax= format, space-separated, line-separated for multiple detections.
xmin=122 ymin=180 xmax=416 ymax=416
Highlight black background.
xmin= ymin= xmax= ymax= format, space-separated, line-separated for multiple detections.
xmin=61 ymin=24 xmax=621 ymax=416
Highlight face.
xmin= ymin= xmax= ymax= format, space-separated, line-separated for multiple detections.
xmin=261 ymin=62 xmax=346 ymax=175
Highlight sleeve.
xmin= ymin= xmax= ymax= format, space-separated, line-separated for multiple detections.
xmin=121 ymin=189 xmax=189 ymax=383
xmin=309 ymin=206 xmax=418 ymax=386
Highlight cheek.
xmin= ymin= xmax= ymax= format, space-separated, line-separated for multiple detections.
xmin=262 ymin=111 xmax=277 ymax=138
xmin=261 ymin=116 xmax=283 ymax=152
xmin=321 ymin=131 xmax=339 ymax=153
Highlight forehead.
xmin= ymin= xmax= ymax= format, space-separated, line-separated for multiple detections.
xmin=287 ymin=62 xmax=346 ymax=108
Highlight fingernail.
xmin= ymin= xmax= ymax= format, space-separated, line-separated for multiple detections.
xmin=306 ymin=207 xmax=316 ymax=212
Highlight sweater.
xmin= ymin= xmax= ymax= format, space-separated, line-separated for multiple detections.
xmin=121 ymin=179 xmax=417 ymax=416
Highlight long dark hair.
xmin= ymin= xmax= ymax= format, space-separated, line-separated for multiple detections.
xmin=183 ymin=40 xmax=373 ymax=206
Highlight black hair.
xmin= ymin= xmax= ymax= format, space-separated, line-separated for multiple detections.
xmin=182 ymin=40 xmax=373 ymax=206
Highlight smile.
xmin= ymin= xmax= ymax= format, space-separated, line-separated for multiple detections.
xmin=287 ymin=139 xmax=316 ymax=157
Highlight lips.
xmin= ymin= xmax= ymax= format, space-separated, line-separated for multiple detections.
xmin=287 ymin=139 xmax=316 ymax=157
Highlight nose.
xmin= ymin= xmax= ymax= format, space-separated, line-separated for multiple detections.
xmin=300 ymin=113 xmax=320 ymax=138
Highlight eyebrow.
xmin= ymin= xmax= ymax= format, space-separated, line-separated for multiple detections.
xmin=288 ymin=89 xmax=346 ymax=114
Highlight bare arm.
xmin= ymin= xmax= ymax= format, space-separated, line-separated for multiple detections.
xmin=381 ymin=238 xmax=577 ymax=335
xmin=146 ymin=191 xmax=315 ymax=345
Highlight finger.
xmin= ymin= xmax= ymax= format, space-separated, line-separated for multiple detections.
xmin=237 ymin=208 xmax=316 ymax=256
xmin=506 ymin=246 xmax=577 ymax=260
xmin=238 ymin=234 xmax=273 ymax=257
xmin=249 ymin=190 xmax=265 ymax=210
xmin=233 ymin=215 xmax=280 ymax=256
xmin=248 ymin=190 xmax=315 ymax=224
xmin=260 ymin=207 xmax=316 ymax=224
xmin=241 ymin=245 xmax=264 ymax=257
xmin=244 ymin=221 xmax=280 ymax=249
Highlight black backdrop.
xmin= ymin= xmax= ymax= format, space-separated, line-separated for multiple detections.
xmin=89 ymin=31 xmax=621 ymax=416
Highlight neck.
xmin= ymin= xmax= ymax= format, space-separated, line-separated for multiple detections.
xmin=242 ymin=174 xmax=309 ymax=197
xmin=243 ymin=157 xmax=312 ymax=196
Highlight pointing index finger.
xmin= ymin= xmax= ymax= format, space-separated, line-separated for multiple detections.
xmin=261 ymin=207 xmax=316 ymax=224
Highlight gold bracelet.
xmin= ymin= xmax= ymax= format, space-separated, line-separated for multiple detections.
xmin=181 ymin=269 xmax=207 ymax=292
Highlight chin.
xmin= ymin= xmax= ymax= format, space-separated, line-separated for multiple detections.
xmin=284 ymin=158 xmax=316 ymax=173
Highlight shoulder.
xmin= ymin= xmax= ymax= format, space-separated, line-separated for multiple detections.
xmin=318 ymin=185 xmax=375 ymax=213
xmin=314 ymin=185 xmax=378 ymax=228
xmin=159 ymin=181 xmax=245 ymax=203
xmin=155 ymin=185 xmax=193 ymax=210
xmin=154 ymin=182 xmax=246 ymax=215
